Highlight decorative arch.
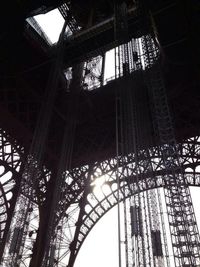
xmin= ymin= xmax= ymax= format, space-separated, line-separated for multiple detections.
xmin=55 ymin=136 xmax=200 ymax=267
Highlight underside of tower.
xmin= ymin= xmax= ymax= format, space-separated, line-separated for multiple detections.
xmin=0 ymin=1 xmax=200 ymax=267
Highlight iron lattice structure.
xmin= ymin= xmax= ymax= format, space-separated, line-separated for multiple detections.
xmin=0 ymin=0 xmax=200 ymax=267
xmin=1 ymin=132 xmax=200 ymax=266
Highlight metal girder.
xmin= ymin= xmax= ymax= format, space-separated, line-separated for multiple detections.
xmin=52 ymin=137 xmax=200 ymax=266
xmin=146 ymin=60 xmax=200 ymax=266
xmin=0 ymin=129 xmax=24 ymax=260
xmin=59 ymin=7 xmax=142 ymax=67
xmin=0 ymin=123 xmax=200 ymax=266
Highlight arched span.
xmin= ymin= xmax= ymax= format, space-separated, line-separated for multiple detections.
xmin=67 ymin=172 xmax=200 ymax=267
xmin=58 ymin=136 xmax=200 ymax=267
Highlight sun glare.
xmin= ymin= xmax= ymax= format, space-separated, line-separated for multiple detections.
xmin=91 ymin=176 xmax=106 ymax=188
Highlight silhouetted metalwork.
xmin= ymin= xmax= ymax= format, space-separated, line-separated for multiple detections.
xmin=0 ymin=1 xmax=200 ymax=267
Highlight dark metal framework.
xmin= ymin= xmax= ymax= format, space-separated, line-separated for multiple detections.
xmin=0 ymin=1 xmax=200 ymax=267
xmin=1 ymin=130 xmax=200 ymax=266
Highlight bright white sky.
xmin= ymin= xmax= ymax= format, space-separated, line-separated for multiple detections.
xmin=74 ymin=187 xmax=200 ymax=267
xmin=34 ymin=9 xmax=65 ymax=43
xmin=31 ymin=9 xmax=200 ymax=267
xmin=74 ymin=207 xmax=120 ymax=267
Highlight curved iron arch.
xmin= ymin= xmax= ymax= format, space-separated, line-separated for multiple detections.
xmin=67 ymin=171 xmax=200 ymax=267
xmin=61 ymin=136 xmax=200 ymax=267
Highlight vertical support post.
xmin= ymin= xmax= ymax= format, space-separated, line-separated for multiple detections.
xmin=142 ymin=31 xmax=200 ymax=265
xmin=116 ymin=96 xmax=122 ymax=267
xmin=1 ymin=20 xmax=68 ymax=267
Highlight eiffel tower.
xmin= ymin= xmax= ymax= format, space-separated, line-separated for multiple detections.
xmin=0 ymin=1 xmax=200 ymax=267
